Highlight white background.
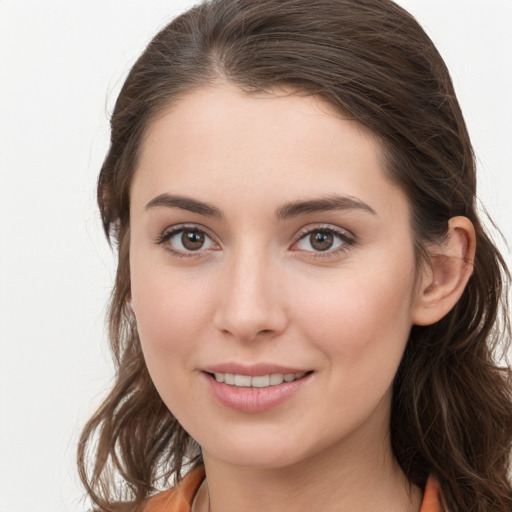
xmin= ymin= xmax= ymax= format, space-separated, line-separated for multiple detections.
xmin=0 ymin=1 xmax=511 ymax=511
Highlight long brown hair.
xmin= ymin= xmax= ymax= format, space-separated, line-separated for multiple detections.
xmin=78 ymin=1 xmax=512 ymax=510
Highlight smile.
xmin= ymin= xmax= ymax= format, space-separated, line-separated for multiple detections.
xmin=204 ymin=370 xmax=314 ymax=413
xmin=212 ymin=372 xmax=307 ymax=388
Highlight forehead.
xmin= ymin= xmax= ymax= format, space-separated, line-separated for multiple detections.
xmin=140 ymin=84 xmax=374 ymax=164
xmin=131 ymin=84 xmax=407 ymax=221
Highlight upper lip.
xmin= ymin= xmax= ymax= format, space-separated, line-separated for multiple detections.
xmin=201 ymin=363 xmax=311 ymax=377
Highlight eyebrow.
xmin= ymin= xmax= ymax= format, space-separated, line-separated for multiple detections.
xmin=275 ymin=194 xmax=377 ymax=220
xmin=145 ymin=194 xmax=223 ymax=218
xmin=144 ymin=193 xmax=376 ymax=219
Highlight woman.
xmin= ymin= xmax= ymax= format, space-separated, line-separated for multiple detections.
xmin=78 ymin=0 xmax=512 ymax=511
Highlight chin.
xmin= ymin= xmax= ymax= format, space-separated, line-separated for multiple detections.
xmin=205 ymin=443 xmax=306 ymax=470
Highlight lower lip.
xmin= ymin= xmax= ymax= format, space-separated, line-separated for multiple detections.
xmin=203 ymin=372 xmax=313 ymax=413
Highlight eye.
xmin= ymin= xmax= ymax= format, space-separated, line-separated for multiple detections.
xmin=157 ymin=225 xmax=218 ymax=255
xmin=292 ymin=227 xmax=354 ymax=254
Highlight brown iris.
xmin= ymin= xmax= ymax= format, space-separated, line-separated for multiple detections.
xmin=182 ymin=230 xmax=205 ymax=250
xmin=309 ymin=230 xmax=334 ymax=251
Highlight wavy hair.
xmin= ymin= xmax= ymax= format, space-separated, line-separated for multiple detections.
xmin=78 ymin=1 xmax=512 ymax=510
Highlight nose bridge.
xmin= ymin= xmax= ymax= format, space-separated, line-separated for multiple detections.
xmin=213 ymin=238 xmax=287 ymax=340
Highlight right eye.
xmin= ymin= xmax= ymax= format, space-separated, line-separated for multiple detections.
xmin=157 ymin=226 xmax=218 ymax=255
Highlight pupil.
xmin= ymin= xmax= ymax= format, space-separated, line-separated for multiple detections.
xmin=182 ymin=230 xmax=204 ymax=250
xmin=311 ymin=231 xmax=333 ymax=251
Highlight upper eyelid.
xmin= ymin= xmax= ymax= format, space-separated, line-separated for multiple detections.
xmin=159 ymin=223 xmax=216 ymax=239
xmin=294 ymin=223 xmax=354 ymax=240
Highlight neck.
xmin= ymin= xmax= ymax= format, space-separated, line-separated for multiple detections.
xmin=199 ymin=426 xmax=422 ymax=512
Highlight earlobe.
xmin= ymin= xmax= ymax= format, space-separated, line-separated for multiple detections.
xmin=412 ymin=216 xmax=476 ymax=326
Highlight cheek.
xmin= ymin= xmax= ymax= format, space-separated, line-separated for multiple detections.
xmin=130 ymin=257 xmax=214 ymax=369
xmin=131 ymin=265 xmax=217 ymax=420
xmin=293 ymin=261 xmax=416 ymax=367
xmin=290 ymin=266 xmax=416 ymax=435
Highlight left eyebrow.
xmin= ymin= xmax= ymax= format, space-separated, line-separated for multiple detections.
xmin=275 ymin=194 xmax=377 ymax=220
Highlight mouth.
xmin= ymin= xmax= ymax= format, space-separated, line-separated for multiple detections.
xmin=203 ymin=367 xmax=314 ymax=412
xmin=206 ymin=371 xmax=312 ymax=388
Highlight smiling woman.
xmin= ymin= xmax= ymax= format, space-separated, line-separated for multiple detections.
xmin=130 ymin=88 xmax=426 ymax=473
xmin=77 ymin=1 xmax=512 ymax=511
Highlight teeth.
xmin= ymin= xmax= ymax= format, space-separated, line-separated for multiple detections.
xmin=213 ymin=372 xmax=307 ymax=388
xmin=251 ymin=375 xmax=270 ymax=388
xmin=234 ymin=374 xmax=251 ymax=387
xmin=224 ymin=373 xmax=235 ymax=385
xmin=269 ymin=373 xmax=284 ymax=385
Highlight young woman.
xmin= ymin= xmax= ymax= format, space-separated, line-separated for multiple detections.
xmin=78 ymin=1 xmax=512 ymax=511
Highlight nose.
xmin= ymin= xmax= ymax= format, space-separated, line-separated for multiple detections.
xmin=212 ymin=245 xmax=288 ymax=342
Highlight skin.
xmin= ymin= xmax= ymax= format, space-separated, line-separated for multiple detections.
xmin=129 ymin=84 xmax=474 ymax=512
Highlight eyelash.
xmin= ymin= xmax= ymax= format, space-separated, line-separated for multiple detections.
xmin=293 ymin=225 xmax=356 ymax=259
xmin=155 ymin=224 xmax=356 ymax=259
xmin=155 ymin=224 xmax=218 ymax=258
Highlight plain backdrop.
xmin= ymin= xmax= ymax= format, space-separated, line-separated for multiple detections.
xmin=0 ymin=1 xmax=511 ymax=511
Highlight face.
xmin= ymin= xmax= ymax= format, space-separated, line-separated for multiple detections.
xmin=129 ymin=84 xmax=423 ymax=471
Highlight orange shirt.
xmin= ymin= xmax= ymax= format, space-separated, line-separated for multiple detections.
xmin=142 ymin=466 xmax=205 ymax=512
xmin=142 ymin=466 xmax=441 ymax=512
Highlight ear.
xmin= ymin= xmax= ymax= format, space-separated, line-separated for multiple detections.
xmin=412 ymin=216 xmax=476 ymax=326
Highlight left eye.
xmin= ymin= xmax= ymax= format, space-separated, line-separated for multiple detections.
xmin=294 ymin=228 xmax=350 ymax=252
xmin=161 ymin=228 xmax=217 ymax=253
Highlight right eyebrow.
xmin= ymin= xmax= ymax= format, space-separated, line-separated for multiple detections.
xmin=144 ymin=193 xmax=223 ymax=218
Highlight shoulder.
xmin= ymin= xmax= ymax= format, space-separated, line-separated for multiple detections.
xmin=141 ymin=466 xmax=205 ymax=512
xmin=420 ymin=476 xmax=442 ymax=512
